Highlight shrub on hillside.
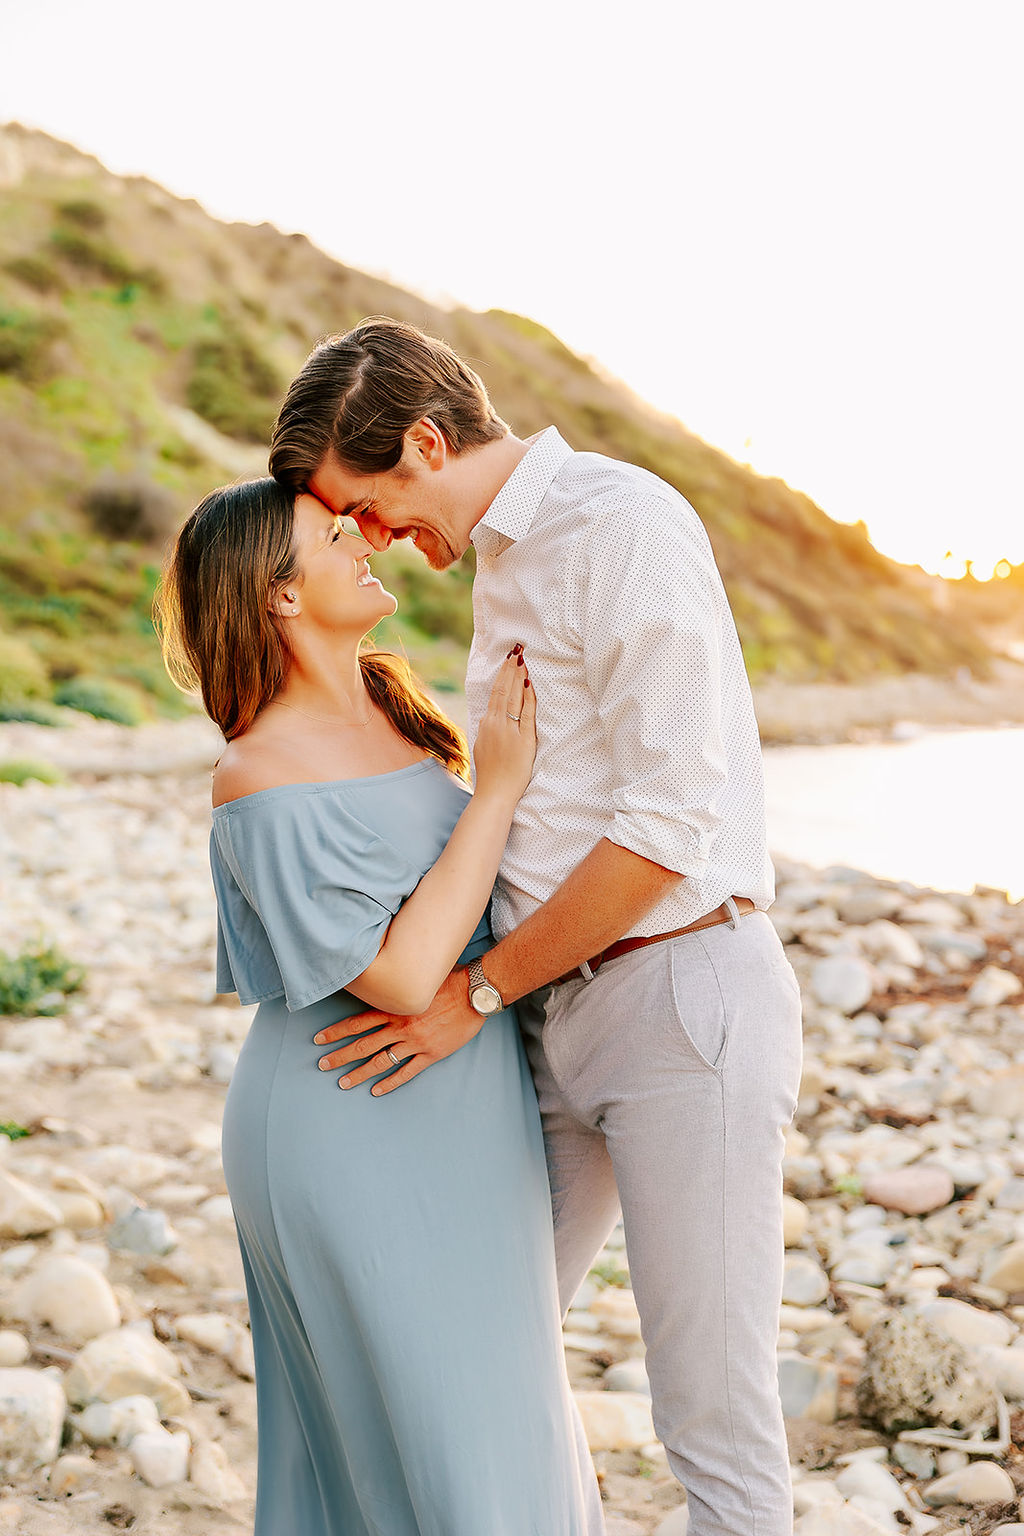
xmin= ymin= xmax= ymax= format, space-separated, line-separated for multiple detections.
xmin=0 ymin=308 xmax=67 ymax=384
xmin=187 ymin=321 xmax=282 ymax=442
xmin=49 ymin=228 xmax=165 ymax=295
xmin=0 ymin=632 xmax=49 ymax=703
xmin=52 ymin=675 xmax=146 ymax=725
xmin=0 ymin=941 xmax=85 ymax=1017
xmin=55 ymin=197 xmax=107 ymax=230
xmin=0 ymin=758 xmax=63 ymax=786
xmin=0 ymin=699 xmax=64 ymax=726
xmin=82 ymin=472 xmax=180 ymax=544
xmin=3 ymin=254 xmax=66 ymax=294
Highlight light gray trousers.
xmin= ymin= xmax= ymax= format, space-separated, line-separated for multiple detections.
xmin=520 ymin=909 xmax=803 ymax=1536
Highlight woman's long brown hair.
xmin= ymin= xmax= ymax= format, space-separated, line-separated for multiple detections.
xmin=156 ymin=477 xmax=469 ymax=777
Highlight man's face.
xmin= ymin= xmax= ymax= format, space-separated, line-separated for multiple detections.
xmin=309 ymin=450 xmax=467 ymax=572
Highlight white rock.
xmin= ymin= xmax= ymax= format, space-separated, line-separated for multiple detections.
xmin=811 ymin=955 xmax=875 ymax=1014
xmin=63 ymin=1324 xmax=190 ymax=1416
xmin=189 ymin=1437 xmax=248 ymax=1502
xmin=784 ymin=1194 xmax=811 ymax=1247
xmin=984 ymin=1240 xmax=1024 ymax=1291
xmin=777 ymin=1352 xmax=838 ymax=1422
xmin=858 ymin=921 xmax=924 ymax=968
xmin=589 ymin=1288 xmax=644 ymax=1339
xmin=0 ymin=1331 xmax=29 ymax=1368
xmin=0 ymin=1168 xmax=64 ymax=1238
xmin=108 ymin=1205 xmax=177 ymax=1256
xmin=793 ymin=1505 xmax=893 ymax=1534
xmin=11 ymin=1254 xmax=121 ymax=1344
xmin=982 ymin=1346 xmax=1024 ymax=1400
xmin=174 ymin=1313 xmax=255 ymax=1379
xmin=603 ymin=1359 xmax=651 ymax=1395
xmin=196 ymin=1195 xmax=234 ymax=1223
xmin=862 ymin=1166 xmax=954 ymax=1215
xmin=968 ymin=966 xmax=1023 ymax=1009
xmin=835 ymin=1459 xmax=910 ymax=1513
xmin=0 ymin=1367 xmax=65 ymax=1477
xmin=919 ymin=1297 xmax=1015 ymax=1350
xmin=129 ymin=1425 xmax=190 ymax=1488
xmin=51 ymin=1191 xmax=105 ymax=1230
xmin=922 ymin=1459 xmax=1015 ymax=1506
xmin=573 ymin=1390 xmax=656 ymax=1451
xmin=793 ymin=1479 xmax=844 ymax=1514
xmin=782 ymin=1254 xmax=831 ymax=1306
xmin=49 ymin=1453 xmax=98 ymax=1495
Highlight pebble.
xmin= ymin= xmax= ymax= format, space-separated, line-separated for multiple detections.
xmin=0 ymin=1168 xmax=64 ymax=1239
xmin=49 ymin=1452 xmax=98 ymax=1495
xmin=968 ymin=965 xmax=1023 ymax=1008
xmin=573 ymin=1390 xmax=656 ymax=1451
xmin=129 ymin=1424 xmax=191 ymax=1488
xmin=11 ymin=1253 xmax=121 ymax=1343
xmin=835 ymin=1459 xmax=909 ymax=1513
xmin=174 ymin=1311 xmax=255 ymax=1379
xmin=603 ymin=1359 xmax=651 ymax=1395
xmin=922 ymin=1459 xmax=1016 ymax=1506
xmin=782 ymin=1253 xmax=831 ymax=1306
xmin=0 ymin=1331 xmax=30 ymax=1367
xmin=189 ymin=1437 xmax=249 ymax=1501
xmin=108 ymin=1204 xmax=177 ymax=1256
xmin=983 ymin=1239 xmax=1024 ymax=1291
xmin=861 ymin=1166 xmax=954 ymax=1215
xmin=74 ymin=1392 xmax=160 ymax=1447
xmin=63 ymin=1324 xmax=191 ymax=1416
xmin=784 ymin=1193 xmax=811 ymax=1246
xmin=919 ymin=1296 xmax=1015 ymax=1349
xmin=793 ymin=1506 xmax=893 ymax=1534
xmin=811 ymin=955 xmax=875 ymax=1014
xmin=589 ymin=1287 xmax=644 ymax=1339
xmin=777 ymin=1352 xmax=838 ymax=1422
xmin=0 ymin=1367 xmax=66 ymax=1478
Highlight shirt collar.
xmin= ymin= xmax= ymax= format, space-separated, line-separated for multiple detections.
xmin=471 ymin=427 xmax=574 ymax=558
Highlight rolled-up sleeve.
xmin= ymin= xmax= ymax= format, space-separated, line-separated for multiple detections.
xmin=570 ymin=497 xmax=729 ymax=878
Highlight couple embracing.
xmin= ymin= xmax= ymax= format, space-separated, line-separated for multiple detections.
xmin=159 ymin=318 xmax=803 ymax=1536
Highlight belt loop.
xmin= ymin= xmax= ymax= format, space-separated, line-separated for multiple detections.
xmin=577 ymin=960 xmax=596 ymax=983
xmin=724 ymin=896 xmax=741 ymax=930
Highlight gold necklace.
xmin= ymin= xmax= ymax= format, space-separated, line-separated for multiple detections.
xmin=269 ymin=698 xmax=375 ymax=728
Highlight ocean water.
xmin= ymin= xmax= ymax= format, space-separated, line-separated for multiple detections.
xmin=763 ymin=726 xmax=1024 ymax=900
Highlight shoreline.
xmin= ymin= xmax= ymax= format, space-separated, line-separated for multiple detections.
xmin=2 ymin=659 xmax=1024 ymax=777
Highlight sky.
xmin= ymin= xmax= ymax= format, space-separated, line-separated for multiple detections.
xmin=3 ymin=0 xmax=1022 ymax=577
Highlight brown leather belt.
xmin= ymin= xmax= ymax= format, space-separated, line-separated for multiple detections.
xmin=551 ymin=897 xmax=756 ymax=986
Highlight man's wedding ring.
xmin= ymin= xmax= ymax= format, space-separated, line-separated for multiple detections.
xmin=506 ymin=711 xmax=521 ymax=722
xmin=385 ymin=1046 xmax=402 ymax=1067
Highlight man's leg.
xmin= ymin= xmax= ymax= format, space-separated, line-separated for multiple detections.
xmin=542 ymin=914 xmax=802 ymax=1536
xmin=518 ymin=990 xmax=622 ymax=1315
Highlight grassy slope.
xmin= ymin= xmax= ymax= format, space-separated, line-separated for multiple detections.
xmin=0 ymin=122 xmax=1000 ymax=720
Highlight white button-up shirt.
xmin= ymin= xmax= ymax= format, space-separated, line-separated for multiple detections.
xmin=465 ymin=427 xmax=774 ymax=942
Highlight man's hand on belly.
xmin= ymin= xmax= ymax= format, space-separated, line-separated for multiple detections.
xmin=313 ymin=969 xmax=483 ymax=1096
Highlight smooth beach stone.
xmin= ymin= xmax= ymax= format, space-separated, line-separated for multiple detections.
xmin=862 ymin=1166 xmax=954 ymax=1216
xmin=784 ymin=1193 xmax=811 ymax=1246
xmin=11 ymin=1254 xmax=120 ymax=1344
xmin=174 ymin=1312 xmax=255 ymax=1379
xmin=835 ymin=1459 xmax=910 ymax=1513
xmin=49 ymin=1453 xmax=98 ymax=1495
xmin=810 ymin=955 xmax=875 ymax=1015
xmin=0 ymin=1168 xmax=63 ymax=1239
xmin=129 ymin=1425 xmax=190 ymax=1488
xmin=967 ymin=966 xmax=1022 ymax=1008
xmin=0 ymin=1367 xmax=65 ymax=1478
xmin=793 ymin=1504 xmax=893 ymax=1534
xmin=107 ymin=1205 xmax=176 ymax=1256
xmin=188 ymin=1437 xmax=248 ymax=1503
xmin=0 ymin=1332 xmax=30 ymax=1368
xmin=919 ymin=1297 xmax=1015 ymax=1349
xmin=983 ymin=1240 xmax=1024 ymax=1292
xmin=981 ymin=1346 xmax=1024 ymax=1400
xmin=922 ymin=1459 xmax=1015 ymax=1506
xmin=63 ymin=1325 xmax=189 ymax=1416
xmin=782 ymin=1254 xmax=831 ymax=1306
xmin=603 ymin=1359 xmax=651 ymax=1396
xmin=573 ymin=1390 xmax=656 ymax=1451
xmin=793 ymin=1478 xmax=844 ymax=1514
xmin=777 ymin=1352 xmax=838 ymax=1422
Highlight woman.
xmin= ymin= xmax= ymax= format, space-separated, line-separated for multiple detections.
xmin=158 ymin=478 xmax=603 ymax=1536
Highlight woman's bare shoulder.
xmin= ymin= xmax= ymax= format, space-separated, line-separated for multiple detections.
xmin=212 ymin=735 xmax=292 ymax=807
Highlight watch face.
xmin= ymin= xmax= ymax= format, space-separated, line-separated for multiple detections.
xmin=470 ymin=984 xmax=502 ymax=1016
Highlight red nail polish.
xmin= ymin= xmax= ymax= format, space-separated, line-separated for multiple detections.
xmin=513 ymin=643 xmax=523 ymax=655
xmin=517 ymin=654 xmax=524 ymax=666
xmin=524 ymin=678 xmax=531 ymax=688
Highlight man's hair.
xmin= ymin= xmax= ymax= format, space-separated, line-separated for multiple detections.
xmin=269 ymin=316 xmax=508 ymax=488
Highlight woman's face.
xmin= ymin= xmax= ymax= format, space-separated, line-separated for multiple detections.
xmin=288 ymin=493 xmax=398 ymax=633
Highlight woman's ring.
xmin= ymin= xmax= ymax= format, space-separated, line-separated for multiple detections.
xmin=385 ymin=1046 xmax=402 ymax=1067
xmin=506 ymin=711 xmax=521 ymax=723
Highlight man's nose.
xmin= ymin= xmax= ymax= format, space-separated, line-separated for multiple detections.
xmin=352 ymin=511 xmax=392 ymax=551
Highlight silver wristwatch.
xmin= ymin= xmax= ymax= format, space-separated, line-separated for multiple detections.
xmin=467 ymin=958 xmax=504 ymax=1017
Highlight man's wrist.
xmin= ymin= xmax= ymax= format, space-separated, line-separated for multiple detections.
xmin=466 ymin=957 xmax=505 ymax=1017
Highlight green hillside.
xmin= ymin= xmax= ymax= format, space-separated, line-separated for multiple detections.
xmin=0 ymin=122 xmax=997 ymax=724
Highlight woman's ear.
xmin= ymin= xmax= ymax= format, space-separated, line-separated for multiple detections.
xmin=272 ymin=588 xmax=300 ymax=618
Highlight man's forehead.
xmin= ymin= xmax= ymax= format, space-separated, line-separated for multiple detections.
xmin=308 ymin=459 xmax=370 ymax=515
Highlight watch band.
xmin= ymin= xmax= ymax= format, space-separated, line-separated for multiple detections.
xmin=467 ymin=957 xmax=504 ymax=1012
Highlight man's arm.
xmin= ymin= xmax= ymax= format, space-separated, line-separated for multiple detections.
xmin=314 ymin=837 xmax=681 ymax=1093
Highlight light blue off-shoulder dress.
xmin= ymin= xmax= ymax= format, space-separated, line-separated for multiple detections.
xmin=210 ymin=758 xmax=603 ymax=1536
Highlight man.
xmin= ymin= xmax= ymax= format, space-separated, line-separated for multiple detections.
xmin=269 ymin=318 xmax=803 ymax=1535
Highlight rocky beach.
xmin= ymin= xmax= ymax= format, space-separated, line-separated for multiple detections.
xmin=3 ymin=715 xmax=1024 ymax=1535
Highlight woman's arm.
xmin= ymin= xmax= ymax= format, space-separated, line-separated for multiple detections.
xmin=345 ymin=652 xmax=535 ymax=1015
